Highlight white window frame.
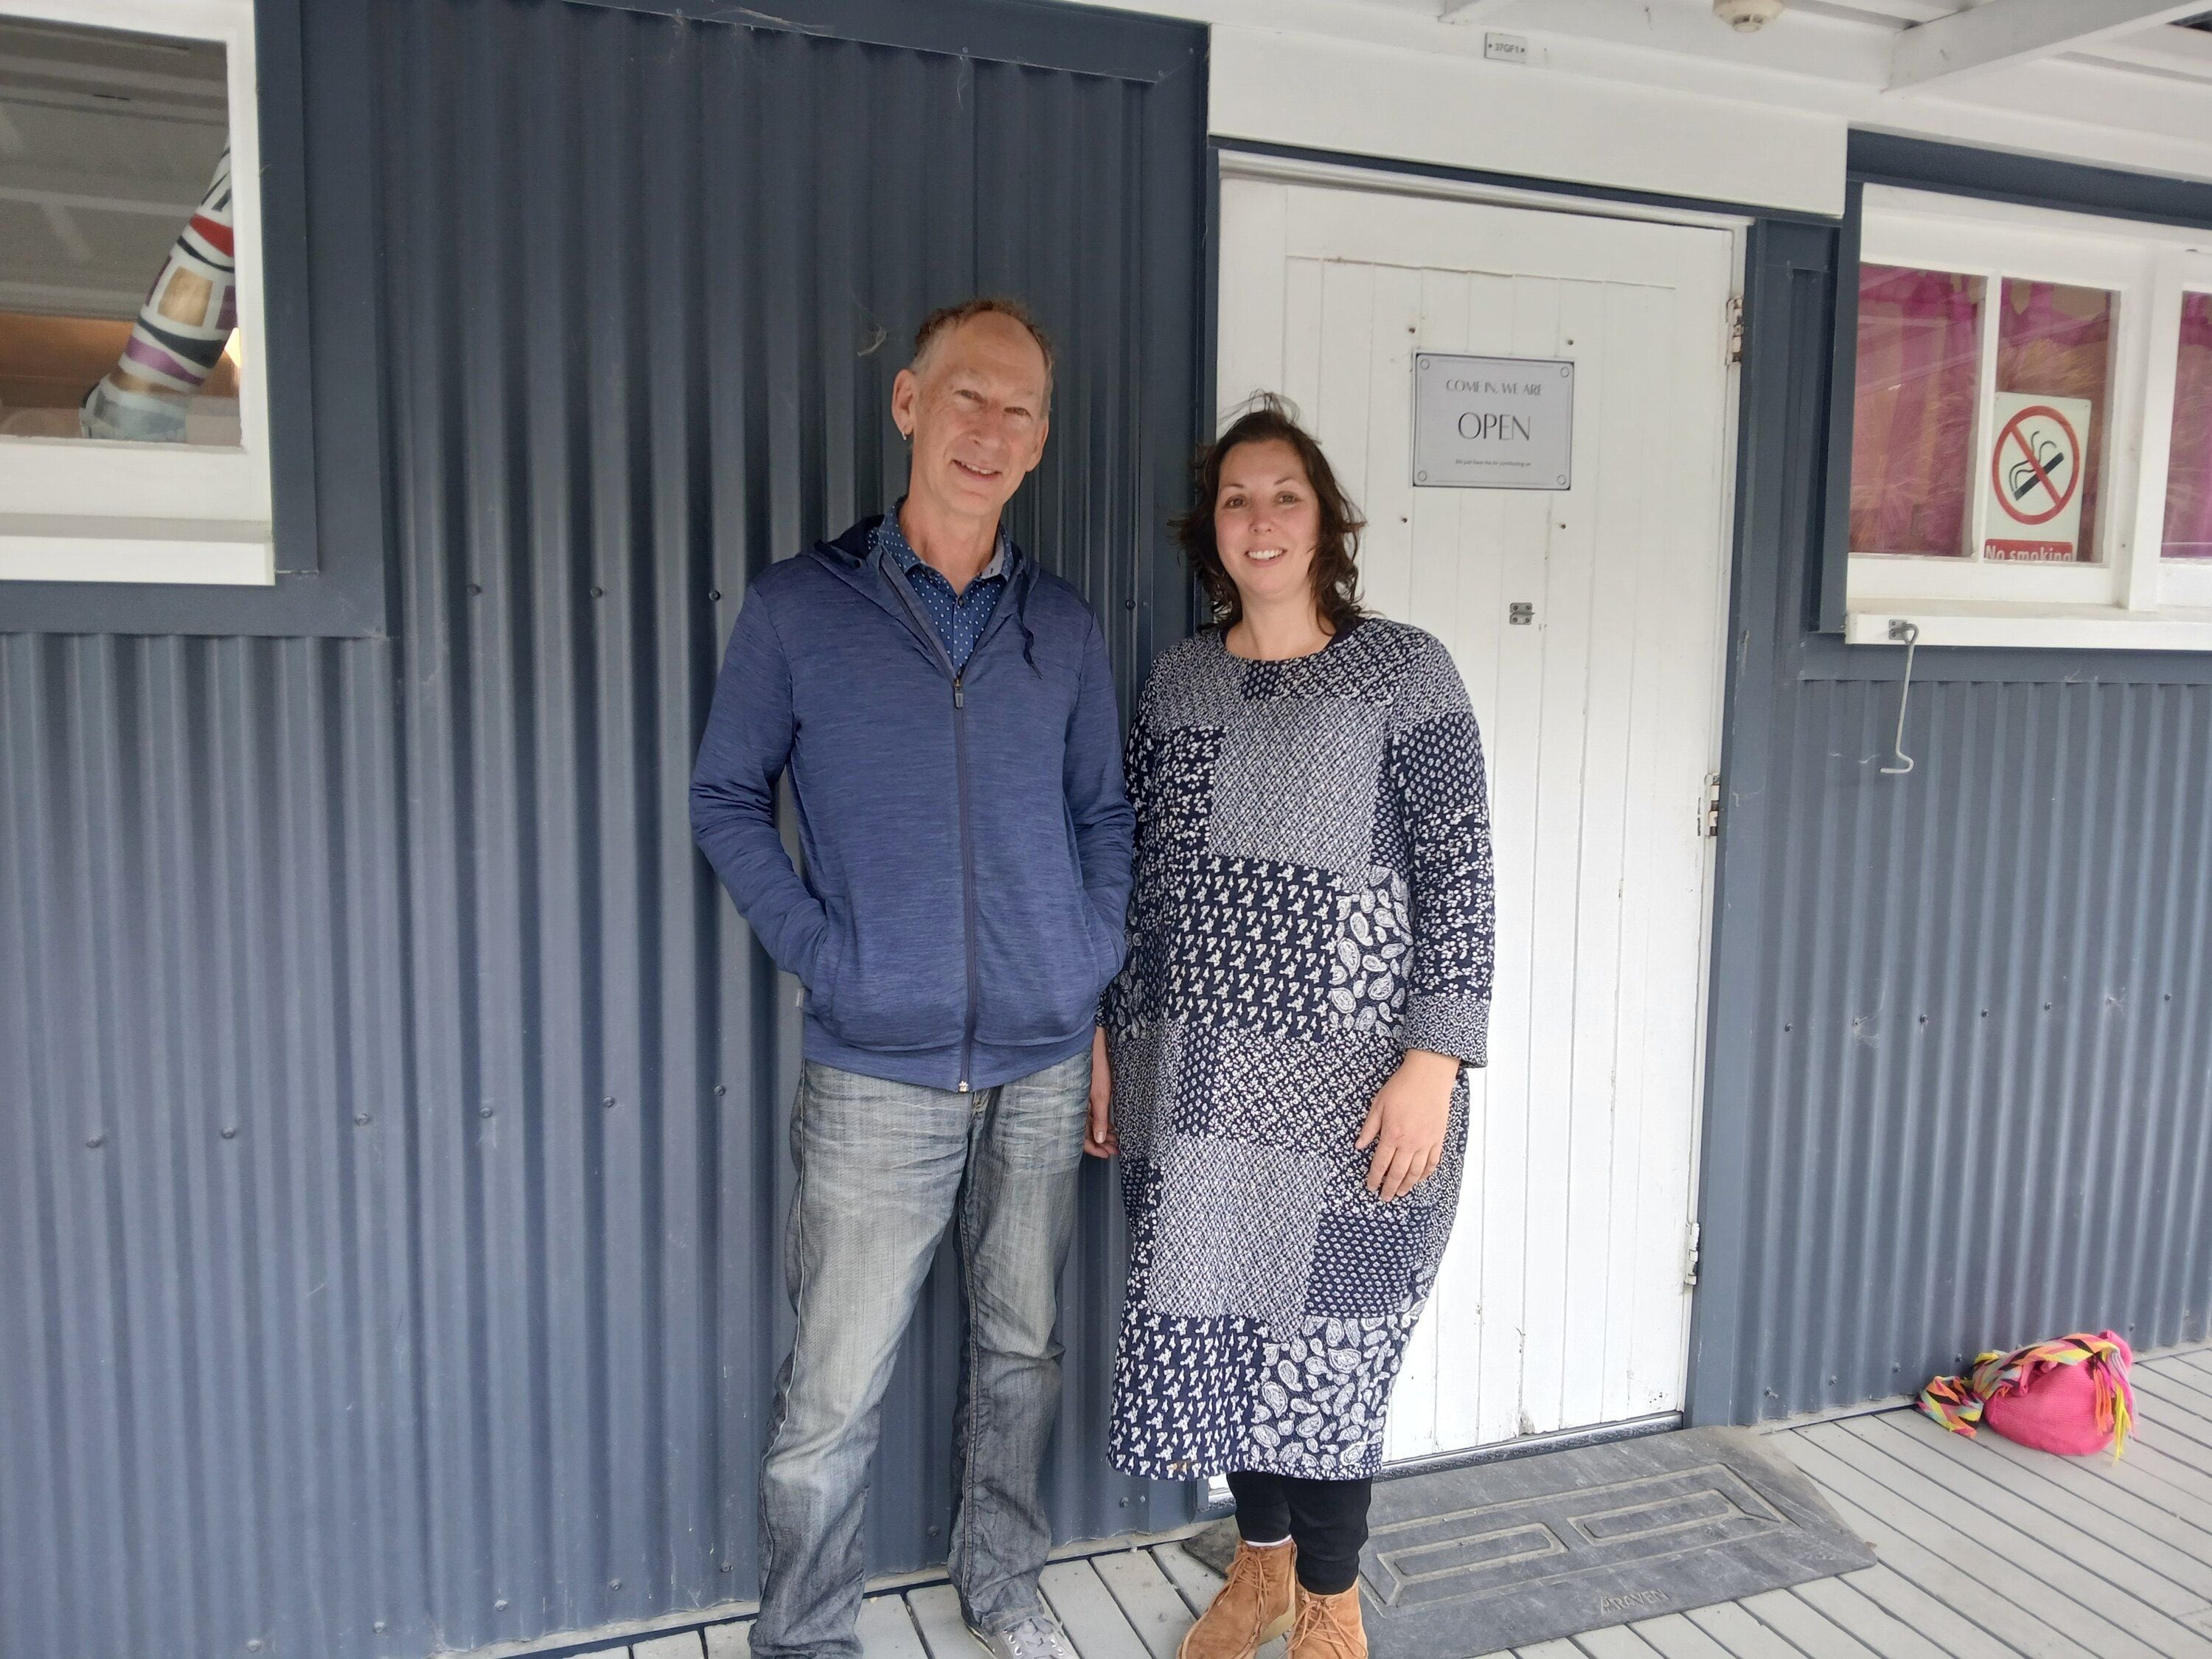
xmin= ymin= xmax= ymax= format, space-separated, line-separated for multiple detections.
xmin=1846 ymin=187 xmax=2212 ymax=650
xmin=0 ymin=0 xmax=273 ymax=585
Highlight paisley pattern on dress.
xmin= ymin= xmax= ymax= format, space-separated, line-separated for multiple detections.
xmin=1105 ymin=619 xmax=1495 ymax=1480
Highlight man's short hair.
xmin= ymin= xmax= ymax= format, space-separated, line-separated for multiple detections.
xmin=911 ymin=297 xmax=1054 ymax=405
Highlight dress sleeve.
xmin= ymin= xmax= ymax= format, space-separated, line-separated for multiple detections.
xmin=1099 ymin=669 xmax=1164 ymax=1029
xmin=1388 ymin=631 xmax=1495 ymax=1066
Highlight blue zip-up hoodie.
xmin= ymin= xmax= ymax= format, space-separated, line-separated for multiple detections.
xmin=690 ymin=515 xmax=1133 ymax=1092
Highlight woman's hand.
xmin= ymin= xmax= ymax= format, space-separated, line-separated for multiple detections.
xmin=1085 ymin=1025 xmax=1119 ymax=1158
xmin=1356 ymin=1048 xmax=1458 ymax=1200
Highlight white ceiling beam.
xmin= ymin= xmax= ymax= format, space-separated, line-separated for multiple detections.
xmin=2074 ymin=22 xmax=2212 ymax=83
xmin=1889 ymin=0 xmax=2212 ymax=91
xmin=1439 ymin=0 xmax=1520 ymax=21
xmin=36 ymin=203 xmax=93 ymax=265
xmin=0 ymin=164 xmax=195 ymax=218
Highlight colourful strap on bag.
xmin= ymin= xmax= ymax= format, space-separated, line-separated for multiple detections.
xmin=1917 ymin=1332 xmax=2134 ymax=1459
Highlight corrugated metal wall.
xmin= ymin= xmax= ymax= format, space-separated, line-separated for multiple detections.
xmin=1688 ymin=222 xmax=2212 ymax=1426
xmin=0 ymin=3 xmax=1203 ymax=1658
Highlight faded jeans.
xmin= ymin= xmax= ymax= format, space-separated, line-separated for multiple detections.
xmin=751 ymin=1051 xmax=1092 ymax=1659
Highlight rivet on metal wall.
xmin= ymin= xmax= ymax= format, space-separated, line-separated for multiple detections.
xmin=355 ymin=1113 xmax=373 ymax=1127
xmin=86 ymin=1134 xmax=105 ymax=1148
xmin=468 ymin=582 xmax=482 ymax=596
xmin=479 ymin=1106 xmax=494 ymax=1119
xmin=247 ymin=1643 xmax=262 ymax=1653
xmin=713 ymin=1084 xmax=727 ymax=1096
xmin=709 ymin=589 xmax=722 ymax=602
xmin=602 ymin=1096 xmax=616 ymax=1109
xmin=609 ymin=1579 xmax=622 ymax=1592
xmin=372 ymin=1622 xmax=386 ymax=1635
xmin=591 ymin=585 xmax=605 ymax=599
xmin=494 ymin=1599 xmax=508 ymax=1612
xmin=220 ymin=1126 xmax=239 ymax=1140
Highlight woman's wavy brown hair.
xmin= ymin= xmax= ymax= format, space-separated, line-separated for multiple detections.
xmin=1174 ymin=394 xmax=1368 ymax=635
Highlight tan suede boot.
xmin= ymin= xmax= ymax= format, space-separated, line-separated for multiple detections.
xmin=1287 ymin=1583 xmax=1367 ymax=1659
xmin=1178 ymin=1540 xmax=1296 ymax=1659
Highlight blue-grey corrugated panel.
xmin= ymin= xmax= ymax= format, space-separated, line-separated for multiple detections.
xmin=0 ymin=3 xmax=1204 ymax=1657
xmin=1688 ymin=223 xmax=2212 ymax=1427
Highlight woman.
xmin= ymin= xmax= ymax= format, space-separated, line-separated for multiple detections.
xmin=1087 ymin=397 xmax=1494 ymax=1659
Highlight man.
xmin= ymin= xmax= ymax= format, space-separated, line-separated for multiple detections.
xmin=691 ymin=299 xmax=1131 ymax=1659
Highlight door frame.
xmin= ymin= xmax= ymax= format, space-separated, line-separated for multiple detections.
xmin=1208 ymin=142 xmax=1755 ymax=1450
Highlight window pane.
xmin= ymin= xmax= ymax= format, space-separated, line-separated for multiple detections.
xmin=1850 ymin=265 xmax=1983 ymax=558
xmin=0 ymin=20 xmax=237 ymax=446
xmin=1990 ymin=279 xmax=2112 ymax=563
xmin=2163 ymin=291 xmax=2212 ymax=560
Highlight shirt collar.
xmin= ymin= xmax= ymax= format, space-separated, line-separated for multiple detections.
xmin=875 ymin=502 xmax=1014 ymax=585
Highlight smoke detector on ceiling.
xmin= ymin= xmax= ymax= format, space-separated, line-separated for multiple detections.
xmin=1714 ymin=0 xmax=1787 ymax=30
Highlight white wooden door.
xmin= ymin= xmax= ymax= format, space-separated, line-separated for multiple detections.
xmin=1217 ymin=174 xmax=1737 ymax=1460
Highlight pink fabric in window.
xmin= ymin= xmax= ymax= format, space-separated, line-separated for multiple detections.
xmin=2163 ymin=292 xmax=2212 ymax=559
xmin=1850 ymin=266 xmax=1980 ymax=557
xmin=1997 ymin=281 xmax=2112 ymax=563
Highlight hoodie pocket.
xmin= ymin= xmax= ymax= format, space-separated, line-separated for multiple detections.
xmin=811 ymin=905 xmax=968 ymax=1054
xmin=973 ymin=883 xmax=1119 ymax=1050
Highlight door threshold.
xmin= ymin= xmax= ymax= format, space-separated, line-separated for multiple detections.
xmin=1197 ymin=1412 xmax=1683 ymax=1516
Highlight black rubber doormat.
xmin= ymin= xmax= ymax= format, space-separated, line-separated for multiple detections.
xmin=1189 ymin=1427 xmax=1874 ymax=1656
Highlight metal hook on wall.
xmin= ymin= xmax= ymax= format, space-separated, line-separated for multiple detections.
xmin=1881 ymin=619 xmax=1919 ymax=776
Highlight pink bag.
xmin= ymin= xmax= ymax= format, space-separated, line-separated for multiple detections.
xmin=1918 ymin=1331 xmax=2135 ymax=1458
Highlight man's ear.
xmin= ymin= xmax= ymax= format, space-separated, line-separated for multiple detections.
xmin=891 ymin=367 xmax=919 ymax=439
xmin=1023 ymin=413 xmax=1051 ymax=476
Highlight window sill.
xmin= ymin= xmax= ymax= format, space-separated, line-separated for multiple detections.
xmin=1844 ymin=600 xmax=2212 ymax=652
xmin=0 ymin=516 xmax=274 ymax=587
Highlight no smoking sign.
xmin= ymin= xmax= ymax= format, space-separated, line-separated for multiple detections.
xmin=1984 ymin=391 xmax=2091 ymax=563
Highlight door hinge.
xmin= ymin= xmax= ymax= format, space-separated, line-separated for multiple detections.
xmin=1725 ymin=295 xmax=1745 ymax=365
xmin=1703 ymin=773 xmax=1722 ymax=838
xmin=1683 ymin=1221 xmax=1702 ymax=1288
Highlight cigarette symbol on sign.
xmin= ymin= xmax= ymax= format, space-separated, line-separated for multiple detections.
xmin=2008 ymin=435 xmax=2067 ymax=504
xmin=1989 ymin=404 xmax=2082 ymax=526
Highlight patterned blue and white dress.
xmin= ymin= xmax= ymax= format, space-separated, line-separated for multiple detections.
xmin=1104 ymin=618 xmax=1495 ymax=1481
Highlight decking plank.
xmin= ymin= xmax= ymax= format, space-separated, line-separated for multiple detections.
xmin=1092 ymin=1548 xmax=1198 ymax=1659
xmin=1876 ymin=1406 xmax=2212 ymax=1595
xmin=1787 ymin=1575 xmax=1982 ymax=1659
xmin=1683 ymin=1599 xmax=1812 ymax=1657
xmin=1798 ymin=1570 xmax=2012 ymax=1659
xmin=1577 ymin=1622 xmax=1670 ymax=1656
xmin=1040 ymin=1559 xmax=1152 ymax=1659
xmin=702 ymin=1622 xmax=753 ymax=1659
xmin=1928 ymin=1395 xmax=2212 ymax=1553
xmin=2140 ymin=1362 xmax=2212 ymax=1413
xmin=2129 ymin=1371 xmax=2212 ymax=1446
xmin=1827 ymin=1415 xmax=2212 ymax=1641
xmin=905 ymin=1584 xmax=978 ymax=1659
xmin=1149 ymin=1542 xmax=1222 ymax=1614
xmin=1737 ymin=1590 xmax=1879 ymax=1659
xmin=1627 ymin=1612 xmax=1737 ymax=1659
xmin=857 ymin=1595 xmax=930 ymax=1659
xmin=633 ymin=1633 xmax=708 ymax=1659
xmin=1786 ymin=1427 xmax=2159 ymax=1659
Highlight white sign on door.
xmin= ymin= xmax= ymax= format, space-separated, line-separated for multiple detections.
xmin=1413 ymin=352 xmax=1575 ymax=490
xmin=1983 ymin=391 xmax=2091 ymax=563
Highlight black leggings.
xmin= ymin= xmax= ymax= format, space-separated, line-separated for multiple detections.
xmin=1225 ymin=1470 xmax=1372 ymax=1596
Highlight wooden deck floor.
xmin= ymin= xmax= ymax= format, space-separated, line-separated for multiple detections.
xmin=605 ymin=1343 xmax=2212 ymax=1659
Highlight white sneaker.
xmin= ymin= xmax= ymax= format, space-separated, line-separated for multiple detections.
xmin=966 ymin=1610 xmax=1075 ymax=1659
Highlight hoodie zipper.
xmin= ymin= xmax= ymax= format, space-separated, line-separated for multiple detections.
xmin=950 ymin=669 xmax=979 ymax=1092
xmin=877 ymin=549 xmax=993 ymax=1093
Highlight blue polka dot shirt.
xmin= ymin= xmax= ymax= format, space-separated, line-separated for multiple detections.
xmin=874 ymin=504 xmax=1014 ymax=675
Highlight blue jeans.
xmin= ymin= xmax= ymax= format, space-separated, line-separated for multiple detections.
xmin=751 ymin=1051 xmax=1091 ymax=1658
